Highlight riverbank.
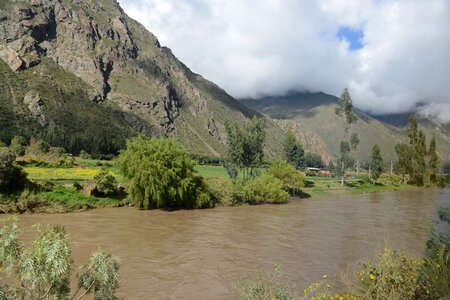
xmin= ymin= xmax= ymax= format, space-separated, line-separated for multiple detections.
xmin=0 ymin=161 xmax=433 ymax=214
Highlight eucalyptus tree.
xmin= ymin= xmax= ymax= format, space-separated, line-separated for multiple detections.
xmin=224 ymin=117 xmax=266 ymax=180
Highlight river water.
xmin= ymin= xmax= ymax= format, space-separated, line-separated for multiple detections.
xmin=4 ymin=189 xmax=448 ymax=299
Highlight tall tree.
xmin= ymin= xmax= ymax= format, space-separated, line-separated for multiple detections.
xmin=335 ymin=88 xmax=359 ymax=186
xmin=394 ymin=143 xmax=412 ymax=182
xmin=428 ymin=136 xmax=440 ymax=183
xmin=335 ymin=88 xmax=358 ymax=131
xmin=395 ymin=114 xmax=429 ymax=186
xmin=225 ymin=117 xmax=266 ymax=180
xmin=282 ymin=131 xmax=305 ymax=169
xmin=370 ymin=144 xmax=384 ymax=183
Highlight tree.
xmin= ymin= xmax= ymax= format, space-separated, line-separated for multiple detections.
xmin=0 ymin=219 xmax=120 ymax=299
xmin=267 ymin=160 xmax=305 ymax=196
xmin=0 ymin=148 xmax=28 ymax=193
xmin=335 ymin=88 xmax=359 ymax=186
xmin=394 ymin=143 xmax=412 ymax=181
xmin=282 ymin=132 xmax=305 ymax=169
xmin=370 ymin=144 xmax=384 ymax=183
xmin=335 ymin=88 xmax=358 ymax=131
xmin=304 ymin=153 xmax=324 ymax=168
xmin=225 ymin=117 xmax=265 ymax=180
xmin=9 ymin=135 xmax=27 ymax=156
xmin=350 ymin=132 xmax=360 ymax=150
xmin=116 ymin=136 xmax=212 ymax=209
xmin=93 ymin=169 xmax=118 ymax=197
xmin=428 ymin=136 xmax=440 ymax=171
xmin=336 ymin=141 xmax=355 ymax=186
xmin=395 ymin=114 xmax=432 ymax=186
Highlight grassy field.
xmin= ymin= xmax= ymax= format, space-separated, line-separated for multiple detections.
xmin=23 ymin=162 xmax=413 ymax=199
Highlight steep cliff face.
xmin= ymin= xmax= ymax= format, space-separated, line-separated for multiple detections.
xmin=0 ymin=0 xmax=283 ymax=155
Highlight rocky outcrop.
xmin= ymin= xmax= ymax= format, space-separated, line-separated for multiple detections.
xmin=0 ymin=0 xmax=274 ymax=156
xmin=23 ymin=91 xmax=48 ymax=126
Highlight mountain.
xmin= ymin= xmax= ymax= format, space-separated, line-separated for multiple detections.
xmin=0 ymin=0 xmax=284 ymax=156
xmin=241 ymin=92 xmax=450 ymax=163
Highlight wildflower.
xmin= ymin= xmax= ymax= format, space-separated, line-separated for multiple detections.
xmin=322 ymin=274 xmax=327 ymax=278
xmin=369 ymin=273 xmax=375 ymax=280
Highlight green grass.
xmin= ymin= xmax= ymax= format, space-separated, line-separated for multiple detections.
xmin=195 ymin=165 xmax=228 ymax=178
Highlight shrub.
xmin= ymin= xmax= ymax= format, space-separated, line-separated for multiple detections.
xmin=267 ymin=160 xmax=305 ymax=196
xmin=116 ymin=136 xmax=212 ymax=209
xmin=235 ymin=265 xmax=294 ymax=300
xmin=92 ymin=169 xmax=118 ymax=197
xmin=243 ymin=174 xmax=288 ymax=204
xmin=0 ymin=149 xmax=28 ymax=193
xmin=416 ymin=245 xmax=450 ymax=299
xmin=206 ymin=177 xmax=244 ymax=206
xmin=9 ymin=135 xmax=27 ymax=156
xmin=79 ymin=150 xmax=91 ymax=159
xmin=352 ymin=248 xmax=422 ymax=299
xmin=0 ymin=219 xmax=120 ymax=299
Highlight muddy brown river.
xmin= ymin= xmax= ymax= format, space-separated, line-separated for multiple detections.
xmin=3 ymin=188 xmax=448 ymax=299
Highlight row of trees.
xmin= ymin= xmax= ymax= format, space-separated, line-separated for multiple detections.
xmin=395 ymin=115 xmax=441 ymax=185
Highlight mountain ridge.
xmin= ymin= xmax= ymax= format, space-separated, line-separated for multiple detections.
xmin=0 ymin=0 xmax=284 ymax=156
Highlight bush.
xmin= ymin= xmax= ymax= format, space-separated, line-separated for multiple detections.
xmin=0 ymin=149 xmax=28 ymax=193
xmin=206 ymin=177 xmax=244 ymax=206
xmin=9 ymin=135 xmax=27 ymax=156
xmin=267 ymin=160 xmax=305 ymax=196
xmin=0 ymin=219 xmax=120 ymax=299
xmin=79 ymin=150 xmax=91 ymax=159
xmin=92 ymin=169 xmax=118 ymax=197
xmin=352 ymin=248 xmax=422 ymax=299
xmin=235 ymin=265 xmax=294 ymax=300
xmin=243 ymin=174 xmax=288 ymax=204
xmin=116 ymin=136 xmax=213 ymax=209
xmin=416 ymin=245 xmax=450 ymax=299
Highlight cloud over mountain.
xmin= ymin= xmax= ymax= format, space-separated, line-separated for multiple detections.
xmin=119 ymin=0 xmax=450 ymax=121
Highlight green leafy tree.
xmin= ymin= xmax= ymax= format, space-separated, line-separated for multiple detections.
xmin=350 ymin=132 xmax=360 ymax=150
xmin=335 ymin=88 xmax=359 ymax=186
xmin=282 ymin=132 xmax=305 ymax=169
xmin=370 ymin=144 xmax=384 ymax=182
xmin=428 ymin=136 xmax=440 ymax=182
xmin=0 ymin=219 xmax=120 ymax=300
xmin=116 ymin=136 xmax=212 ymax=209
xmin=9 ymin=135 xmax=27 ymax=156
xmin=336 ymin=141 xmax=355 ymax=185
xmin=93 ymin=169 xmax=118 ymax=197
xmin=335 ymin=88 xmax=358 ymax=130
xmin=394 ymin=143 xmax=412 ymax=182
xmin=304 ymin=153 xmax=324 ymax=168
xmin=267 ymin=160 xmax=305 ymax=196
xmin=0 ymin=149 xmax=28 ymax=193
xmin=396 ymin=115 xmax=429 ymax=185
xmin=224 ymin=117 xmax=265 ymax=180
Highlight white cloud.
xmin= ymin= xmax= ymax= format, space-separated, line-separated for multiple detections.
xmin=118 ymin=0 xmax=450 ymax=121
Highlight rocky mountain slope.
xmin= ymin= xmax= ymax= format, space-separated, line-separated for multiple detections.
xmin=242 ymin=92 xmax=449 ymax=163
xmin=0 ymin=0 xmax=284 ymax=156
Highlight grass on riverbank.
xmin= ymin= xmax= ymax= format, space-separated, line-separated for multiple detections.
xmin=0 ymin=187 xmax=125 ymax=213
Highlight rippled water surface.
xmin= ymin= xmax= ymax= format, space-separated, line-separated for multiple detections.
xmin=7 ymin=188 xmax=448 ymax=299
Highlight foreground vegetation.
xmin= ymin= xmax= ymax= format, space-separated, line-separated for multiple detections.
xmin=0 ymin=218 xmax=120 ymax=299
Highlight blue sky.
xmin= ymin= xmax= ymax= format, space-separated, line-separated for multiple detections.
xmin=337 ymin=27 xmax=364 ymax=51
